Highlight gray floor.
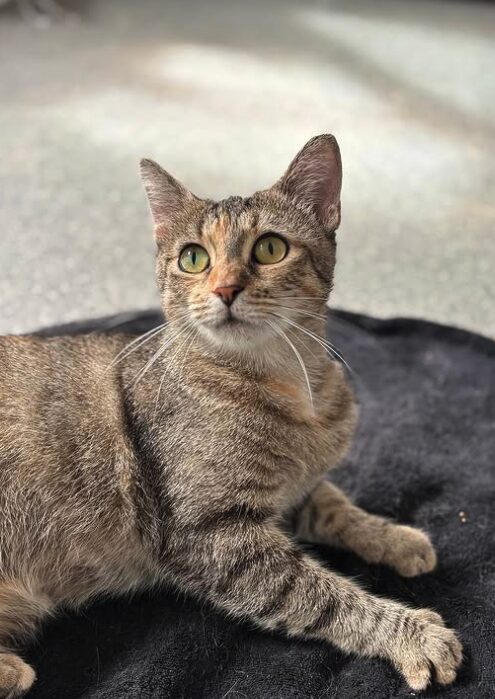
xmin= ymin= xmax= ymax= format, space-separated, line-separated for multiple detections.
xmin=0 ymin=0 xmax=494 ymax=336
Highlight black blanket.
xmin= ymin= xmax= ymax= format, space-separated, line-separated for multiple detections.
xmin=28 ymin=310 xmax=495 ymax=699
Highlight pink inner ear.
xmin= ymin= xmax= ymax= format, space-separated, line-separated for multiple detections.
xmin=278 ymin=135 xmax=342 ymax=229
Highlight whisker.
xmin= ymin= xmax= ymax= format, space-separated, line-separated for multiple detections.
xmin=291 ymin=320 xmax=351 ymax=372
xmin=152 ymin=324 xmax=197 ymax=425
xmin=326 ymin=313 xmax=388 ymax=352
xmin=286 ymin=325 xmax=318 ymax=361
xmin=269 ymin=312 xmax=354 ymax=377
xmin=267 ymin=319 xmax=313 ymax=408
xmin=270 ymin=297 xmax=330 ymax=305
xmin=105 ymin=311 xmax=192 ymax=372
xmin=177 ymin=327 xmax=199 ymax=389
xmin=274 ymin=305 xmax=328 ymax=322
xmin=271 ymin=301 xmax=329 ymax=306
xmin=132 ymin=321 xmax=193 ymax=389
xmin=105 ymin=323 xmax=167 ymax=371
xmin=132 ymin=342 xmax=170 ymax=389
xmin=274 ymin=306 xmax=351 ymax=359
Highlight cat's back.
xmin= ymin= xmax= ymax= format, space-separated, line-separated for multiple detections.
xmin=0 ymin=334 xmax=51 ymax=419
xmin=0 ymin=332 xmax=132 ymax=479
xmin=0 ymin=331 xmax=123 ymax=406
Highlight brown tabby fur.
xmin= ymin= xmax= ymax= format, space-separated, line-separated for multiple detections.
xmin=0 ymin=135 xmax=462 ymax=696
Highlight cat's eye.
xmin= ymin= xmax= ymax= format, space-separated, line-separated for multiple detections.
xmin=179 ymin=245 xmax=210 ymax=274
xmin=253 ymin=234 xmax=288 ymax=265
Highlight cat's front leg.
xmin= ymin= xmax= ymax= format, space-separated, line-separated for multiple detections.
xmin=294 ymin=480 xmax=437 ymax=577
xmin=168 ymin=513 xmax=461 ymax=690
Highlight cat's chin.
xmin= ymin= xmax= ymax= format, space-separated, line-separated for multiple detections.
xmin=199 ymin=318 xmax=270 ymax=353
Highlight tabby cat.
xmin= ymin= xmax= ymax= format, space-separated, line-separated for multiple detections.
xmin=0 ymin=135 xmax=462 ymax=696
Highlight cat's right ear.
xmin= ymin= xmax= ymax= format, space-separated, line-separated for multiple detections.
xmin=271 ymin=134 xmax=342 ymax=231
xmin=140 ymin=159 xmax=196 ymax=242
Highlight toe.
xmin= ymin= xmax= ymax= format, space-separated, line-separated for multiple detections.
xmin=385 ymin=526 xmax=437 ymax=577
xmin=401 ymin=660 xmax=432 ymax=691
xmin=425 ymin=626 xmax=463 ymax=686
xmin=0 ymin=654 xmax=36 ymax=698
xmin=420 ymin=609 xmax=445 ymax=627
xmin=436 ymin=665 xmax=458 ymax=686
xmin=392 ymin=611 xmax=462 ymax=691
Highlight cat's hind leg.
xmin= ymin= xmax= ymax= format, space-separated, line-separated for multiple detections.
xmin=294 ymin=480 xmax=437 ymax=577
xmin=0 ymin=580 xmax=52 ymax=697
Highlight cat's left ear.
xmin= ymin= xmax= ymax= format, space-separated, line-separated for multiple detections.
xmin=140 ymin=159 xmax=198 ymax=241
xmin=272 ymin=134 xmax=342 ymax=231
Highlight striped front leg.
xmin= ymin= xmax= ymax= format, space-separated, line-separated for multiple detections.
xmin=164 ymin=506 xmax=461 ymax=691
xmin=294 ymin=480 xmax=437 ymax=577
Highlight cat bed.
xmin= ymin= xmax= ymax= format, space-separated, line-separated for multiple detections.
xmin=29 ymin=310 xmax=495 ymax=699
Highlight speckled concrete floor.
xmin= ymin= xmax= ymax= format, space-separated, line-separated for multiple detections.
xmin=0 ymin=0 xmax=494 ymax=336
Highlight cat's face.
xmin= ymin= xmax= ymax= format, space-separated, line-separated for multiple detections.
xmin=141 ymin=135 xmax=342 ymax=353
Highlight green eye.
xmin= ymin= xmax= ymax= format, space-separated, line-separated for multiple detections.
xmin=253 ymin=234 xmax=288 ymax=265
xmin=179 ymin=245 xmax=210 ymax=274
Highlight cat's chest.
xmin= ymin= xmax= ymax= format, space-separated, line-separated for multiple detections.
xmin=163 ymin=384 xmax=340 ymax=481
xmin=149 ymin=366 xmax=355 ymax=507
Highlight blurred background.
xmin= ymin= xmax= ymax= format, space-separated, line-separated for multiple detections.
xmin=0 ymin=0 xmax=494 ymax=336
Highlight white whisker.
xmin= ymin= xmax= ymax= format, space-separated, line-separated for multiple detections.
xmin=105 ymin=323 xmax=167 ymax=371
xmin=274 ymin=305 xmax=349 ymax=360
xmin=177 ymin=327 xmax=199 ymax=389
xmin=269 ymin=312 xmax=354 ymax=377
xmin=132 ymin=321 xmax=193 ymax=389
xmin=104 ymin=311 xmax=193 ymax=372
xmin=275 ymin=305 xmax=328 ymax=322
xmin=152 ymin=324 xmax=197 ymax=425
xmin=267 ymin=319 xmax=313 ymax=408
xmin=286 ymin=325 xmax=318 ymax=361
xmin=271 ymin=296 xmax=329 ymax=302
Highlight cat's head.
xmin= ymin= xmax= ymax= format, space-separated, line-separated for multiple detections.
xmin=140 ymin=135 xmax=342 ymax=353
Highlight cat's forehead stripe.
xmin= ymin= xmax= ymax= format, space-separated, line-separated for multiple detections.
xmin=201 ymin=197 xmax=258 ymax=260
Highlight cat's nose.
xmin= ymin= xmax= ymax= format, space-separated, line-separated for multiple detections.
xmin=213 ymin=285 xmax=244 ymax=307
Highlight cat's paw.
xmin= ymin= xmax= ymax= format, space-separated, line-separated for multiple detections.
xmin=379 ymin=524 xmax=437 ymax=577
xmin=391 ymin=609 xmax=463 ymax=691
xmin=0 ymin=653 xmax=35 ymax=698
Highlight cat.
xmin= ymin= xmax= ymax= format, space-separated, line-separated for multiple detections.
xmin=0 ymin=135 xmax=462 ymax=697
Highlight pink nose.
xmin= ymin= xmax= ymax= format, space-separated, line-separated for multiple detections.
xmin=213 ymin=285 xmax=244 ymax=307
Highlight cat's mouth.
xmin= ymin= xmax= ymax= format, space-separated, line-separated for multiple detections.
xmin=214 ymin=315 xmax=250 ymax=330
xmin=210 ymin=306 xmax=251 ymax=328
xmin=198 ymin=302 xmax=267 ymax=347
xmin=223 ymin=315 xmax=244 ymax=326
xmin=206 ymin=311 xmax=259 ymax=343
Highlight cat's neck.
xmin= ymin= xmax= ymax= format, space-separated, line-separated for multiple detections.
xmin=180 ymin=315 xmax=329 ymax=395
xmin=123 ymin=315 xmax=331 ymax=408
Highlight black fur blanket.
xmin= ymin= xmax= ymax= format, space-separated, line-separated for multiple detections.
xmin=28 ymin=310 xmax=495 ymax=698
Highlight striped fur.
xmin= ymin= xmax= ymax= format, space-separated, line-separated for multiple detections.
xmin=0 ymin=136 xmax=461 ymax=696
